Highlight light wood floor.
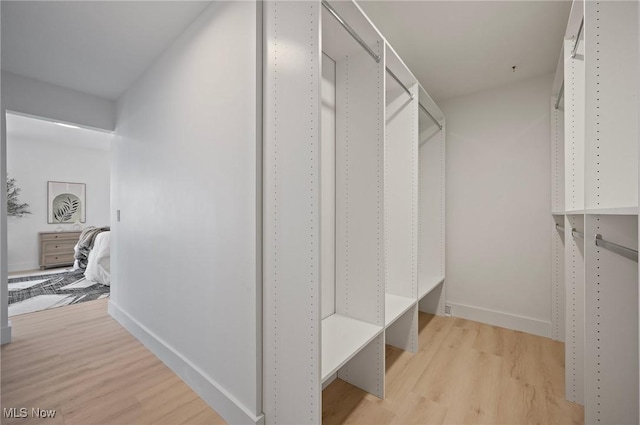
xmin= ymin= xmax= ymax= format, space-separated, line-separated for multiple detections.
xmin=2 ymin=300 xmax=583 ymax=425
xmin=323 ymin=313 xmax=584 ymax=425
xmin=1 ymin=299 xmax=225 ymax=425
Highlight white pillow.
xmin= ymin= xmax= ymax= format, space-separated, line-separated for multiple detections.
xmin=84 ymin=231 xmax=111 ymax=286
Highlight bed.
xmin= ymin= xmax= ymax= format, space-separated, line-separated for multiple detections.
xmin=84 ymin=231 xmax=111 ymax=286
xmin=73 ymin=228 xmax=111 ymax=286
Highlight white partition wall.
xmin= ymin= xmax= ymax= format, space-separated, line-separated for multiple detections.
xmin=564 ymin=213 xmax=585 ymax=404
xmin=564 ymin=37 xmax=585 ymax=215
xmin=551 ymin=57 xmax=566 ymax=342
xmin=111 ymin=3 xmax=263 ymax=423
xmin=263 ymin=2 xmax=322 ymax=423
xmin=383 ymin=44 xmax=419 ymax=353
xmin=582 ymin=1 xmax=639 ymax=424
xmin=553 ymin=0 xmax=640 ymax=420
xmin=551 ymin=214 xmax=565 ymax=342
xmin=561 ymin=3 xmax=586 ymax=405
xmin=584 ymin=1 xmax=638 ymax=213
xmin=418 ymin=87 xmax=446 ymax=316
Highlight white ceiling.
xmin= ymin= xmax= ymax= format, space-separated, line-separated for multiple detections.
xmin=1 ymin=1 xmax=570 ymax=103
xmin=359 ymin=1 xmax=572 ymax=101
xmin=1 ymin=1 xmax=211 ymax=101
xmin=6 ymin=113 xmax=113 ymax=152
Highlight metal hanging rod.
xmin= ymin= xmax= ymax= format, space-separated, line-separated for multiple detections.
xmin=419 ymin=103 xmax=443 ymax=131
xmin=595 ymin=234 xmax=638 ymax=263
xmin=570 ymin=19 xmax=584 ymax=59
xmin=556 ymin=224 xmax=565 ymax=233
xmin=572 ymin=228 xmax=584 ymax=239
xmin=321 ymin=0 xmax=380 ymax=63
xmin=554 ymin=81 xmax=564 ymax=110
xmin=322 ymin=0 xmax=441 ymax=132
xmin=386 ymin=68 xmax=414 ymax=99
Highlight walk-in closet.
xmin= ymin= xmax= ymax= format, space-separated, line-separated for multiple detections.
xmin=2 ymin=0 xmax=639 ymax=424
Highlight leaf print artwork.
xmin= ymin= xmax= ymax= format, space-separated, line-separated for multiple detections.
xmin=52 ymin=194 xmax=82 ymax=223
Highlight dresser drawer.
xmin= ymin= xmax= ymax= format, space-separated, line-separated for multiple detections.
xmin=42 ymin=240 xmax=77 ymax=254
xmin=39 ymin=231 xmax=81 ymax=269
xmin=40 ymin=232 xmax=81 ymax=242
xmin=43 ymin=253 xmax=75 ymax=267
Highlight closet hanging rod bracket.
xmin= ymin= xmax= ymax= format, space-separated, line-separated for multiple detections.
xmin=595 ymin=234 xmax=638 ymax=263
xmin=570 ymin=19 xmax=584 ymax=59
xmin=321 ymin=0 xmax=380 ymax=63
xmin=554 ymin=81 xmax=564 ymax=110
xmin=419 ymin=103 xmax=443 ymax=131
xmin=386 ymin=67 xmax=414 ymax=99
xmin=556 ymin=223 xmax=565 ymax=233
xmin=571 ymin=228 xmax=584 ymax=239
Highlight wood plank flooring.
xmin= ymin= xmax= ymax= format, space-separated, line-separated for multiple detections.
xmin=1 ymin=299 xmax=225 ymax=425
xmin=2 ymin=299 xmax=583 ymax=425
xmin=323 ymin=313 xmax=584 ymax=425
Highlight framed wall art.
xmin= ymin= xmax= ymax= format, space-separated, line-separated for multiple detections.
xmin=47 ymin=181 xmax=86 ymax=224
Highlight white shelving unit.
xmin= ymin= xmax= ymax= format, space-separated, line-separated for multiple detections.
xmin=584 ymin=207 xmax=639 ymax=216
xmin=418 ymin=276 xmax=445 ymax=301
xmin=552 ymin=1 xmax=639 ymax=422
xmin=383 ymin=43 xmax=419 ymax=352
xmin=262 ymin=2 xmax=444 ymax=423
xmin=321 ymin=315 xmax=383 ymax=382
xmin=384 ymin=293 xmax=415 ymax=328
xmin=418 ymin=85 xmax=446 ymax=316
xmin=263 ymin=2 xmax=445 ymax=423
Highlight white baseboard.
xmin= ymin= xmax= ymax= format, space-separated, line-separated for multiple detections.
xmin=1 ymin=321 xmax=12 ymax=345
xmin=448 ymin=302 xmax=552 ymax=338
xmin=108 ymin=301 xmax=264 ymax=425
xmin=8 ymin=262 xmax=39 ymax=274
xmin=322 ymin=373 xmax=337 ymax=390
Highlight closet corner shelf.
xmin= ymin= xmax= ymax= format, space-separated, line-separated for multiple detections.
xmin=551 ymin=210 xmax=565 ymax=215
xmin=565 ymin=209 xmax=586 ymax=215
xmin=418 ymin=276 xmax=445 ymax=300
xmin=584 ymin=206 xmax=639 ymax=215
xmin=321 ymin=314 xmax=383 ymax=383
xmin=385 ymin=293 xmax=416 ymax=327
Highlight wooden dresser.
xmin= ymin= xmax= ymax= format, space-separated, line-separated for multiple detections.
xmin=39 ymin=231 xmax=82 ymax=269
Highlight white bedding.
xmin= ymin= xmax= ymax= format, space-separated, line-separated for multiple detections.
xmin=84 ymin=231 xmax=111 ymax=286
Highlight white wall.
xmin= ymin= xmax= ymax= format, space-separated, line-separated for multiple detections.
xmin=6 ymin=124 xmax=111 ymax=272
xmin=2 ymin=71 xmax=116 ymax=131
xmin=109 ymin=2 xmax=262 ymax=424
xmin=440 ymin=73 xmax=553 ymax=337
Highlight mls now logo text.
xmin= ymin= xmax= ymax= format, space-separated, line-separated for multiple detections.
xmin=3 ymin=408 xmax=56 ymax=419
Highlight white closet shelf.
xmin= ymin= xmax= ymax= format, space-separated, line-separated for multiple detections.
xmin=418 ymin=276 xmax=445 ymax=300
xmin=552 ymin=210 xmax=565 ymax=215
xmin=584 ymin=207 xmax=639 ymax=215
xmin=321 ymin=314 xmax=383 ymax=383
xmin=385 ymin=293 xmax=416 ymax=327
xmin=565 ymin=209 xmax=586 ymax=215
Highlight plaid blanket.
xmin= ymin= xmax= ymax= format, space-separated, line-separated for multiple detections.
xmin=75 ymin=226 xmax=110 ymax=269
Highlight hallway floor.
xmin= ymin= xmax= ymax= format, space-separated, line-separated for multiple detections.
xmin=1 ymin=299 xmax=583 ymax=425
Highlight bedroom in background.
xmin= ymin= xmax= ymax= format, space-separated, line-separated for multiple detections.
xmin=5 ymin=112 xmax=113 ymax=317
